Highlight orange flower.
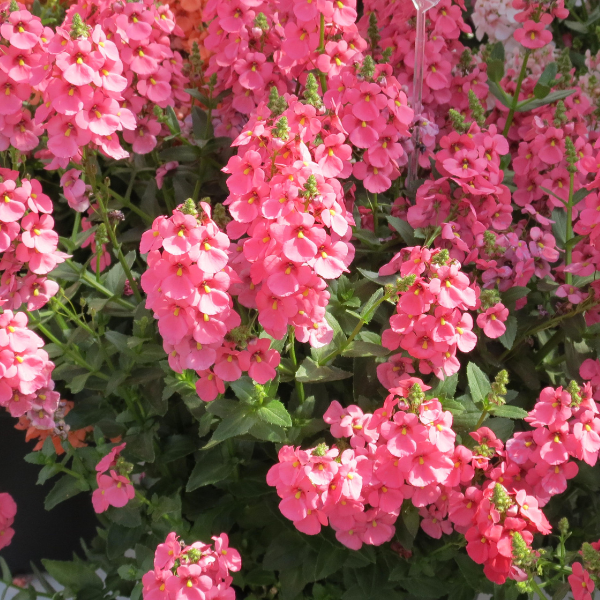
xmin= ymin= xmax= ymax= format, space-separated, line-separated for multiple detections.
xmin=15 ymin=401 xmax=92 ymax=455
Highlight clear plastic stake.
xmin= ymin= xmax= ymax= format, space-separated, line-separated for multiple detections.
xmin=406 ymin=0 xmax=440 ymax=191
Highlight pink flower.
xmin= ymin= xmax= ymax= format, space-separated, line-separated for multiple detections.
xmin=476 ymin=303 xmax=508 ymax=339
xmin=238 ymin=338 xmax=280 ymax=384
xmin=92 ymin=470 xmax=135 ymax=513
xmin=568 ymin=562 xmax=595 ymax=600
xmin=514 ymin=20 xmax=553 ymax=49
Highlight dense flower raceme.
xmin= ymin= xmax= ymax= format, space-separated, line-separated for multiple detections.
xmin=0 ymin=0 xmax=190 ymax=169
xmin=0 ymin=169 xmax=65 ymax=310
xmin=91 ymin=442 xmax=136 ymax=513
xmin=377 ymin=248 xmax=486 ymax=379
xmin=0 ymin=492 xmax=16 ymax=550
xmin=140 ymin=202 xmax=250 ymax=401
xmin=269 ymin=375 xmax=600 ymax=584
xmin=360 ymin=0 xmax=487 ymax=166
xmin=0 ymin=169 xmax=64 ymax=430
xmin=142 ymin=532 xmax=241 ymax=600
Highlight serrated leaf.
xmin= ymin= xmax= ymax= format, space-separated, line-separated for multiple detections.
xmin=204 ymin=405 xmax=257 ymax=448
xmin=256 ymin=400 xmax=292 ymax=427
xmin=489 ymin=405 xmax=529 ymax=419
xmin=229 ymin=377 xmax=256 ymax=403
xmin=359 ymin=288 xmax=384 ymax=323
xmin=44 ymin=475 xmax=88 ymax=510
xmin=295 ymin=357 xmax=352 ymax=383
xmin=42 ymin=560 xmax=103 ymax=592
xmin=466 ymin=363 xmax=492 ymax=405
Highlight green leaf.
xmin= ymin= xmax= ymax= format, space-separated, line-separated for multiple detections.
xmin=42 ymin=560 xmax=103 ymax=592
xmin=466 ymin=362 xmax=492 ymax=405
xmin=352 ymin=227 xmax=380 ymax=246
xmin=515 ymin=89 xmax=576 ymax=112
xmin=117 ymin=564 xmax=140 ymax=582
xmin=159 ymin=145 xmax=202 ymax=162
xmin=488 ymin=81 xmax=513 ymax=108
xmin=455 ymin=555 xmax=493 ymax=593
xmin=359 ymin=288 xmax=384 ymax=324
xmin=399 ymin=578 xmax=448 ymax=599
xmin=489 ymin=405 xmax=528 ymax=419
xmin=430 ymin=374 xmax=458 ymax=399
xmin=248 ymin=420 xmax=287 ymax=442
xmin=533 ymin=62 xmax=557 ymax=99
xmin=160 ymin=435 xmax=197 ymax=463
xmin=498 ymin=316 xmax=518 ymax=350
xmin=106 ymin=502 xmax=143 ymax=528
xmin=489 ymin=41 xmax=505 ymax=61
xmin=126 ymin=430 xmax=155 ymax=462
xmin=500 ymin=286 xmax=529 ymax=309
xmin=45 ymin=475 xmax=87 ymax=510
xmin=204 ymin=404 xmax=257 ymax=448
xmin=165 ymin=105 xmax=181 ymax=135
xmin=485 ymin=417 xmax=514 ymax=441
xmin=0 ymin=557 xmax=10 ymax=581
xmin=229 ymin=377 xmax=256 ymax=403
xmin=107 ymin=524 xmax=143 ymax=560
xmin=487 ymin=60 xmax=504 ymax=83
xmin=552 ymin=208 xmax=567 ymax=246
xmin=386 ymin=215 xmax=416 ymax=245
xmin=295 ymin=357 xmax=352 ymax=383
xmin=357 ymin=268 xmax=399 ymax=286
xmin=256 ymin=400 xmax=292 ymax=427
xmin=401 ymin=502 xmax=420 ymax=539
xmin=573 ymin=188 xmax=591 ymax=205
xmin=341 ymin=341 xmax=389 ymax=358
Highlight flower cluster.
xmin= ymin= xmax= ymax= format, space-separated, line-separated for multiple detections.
xmin=0 ymin=169 xmax=65 ymax=311
xmin=140 ymin=201 xmax=247 ymax=401
xmin=15 ymin=399 xmax=91 ymax=453
xmin=0 ymin=492 xmax=16 ymax=550
xmin=142 ymin=532 xmax=241 ymax=600
xmin=0 ymin=310 xmax=58 ymax=428
xmin=378 ymin=247 xmax=483 ymax=379
xmin=0 ymin=0 xmax=189 ymax=165
xmin=361 ymin=0 xmax=487 ymax=167
xmin=92 ymin=442 xmax=135 ymax=513
xmin=222 ymin=88 xmax=356 ymax=351
xmin=267 ymin=380 xmax=462 ymax=549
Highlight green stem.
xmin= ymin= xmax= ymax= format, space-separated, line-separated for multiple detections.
xmin=529 ymin=579 xmax=549 ymax=600
xmin=499 ymin=297 xmax=599 ymax=362
xmin=318 ymin=292 xmax=392 ymax=366
xmin=502 ymin=49 xmax=531 ymax=138
xmin=102 ymin=180 xmax=153 ymax=225
xmin=565 ymin=170 xmax=575 ymax=286
xmin=27 ymin=314 xmax=110 ymax=381
xmin=65 ymin=259 xmax=136 ymax=311
xmin=84 ymin=150 xmax=143 ymax=303
xmin=51 ymin=297 xmax=97 ymax=338
xmin=288 ymin=330 xmax=305 ymax=404
xmin=71 ymin=212 xmax=81 ymax=245
xmin=474 ymin=409 xmax=488 ymax=431
xmin=372 ymin=193 xmax=378 ymax=236
xmin=317 ymin=13 xmax=328 ymax=93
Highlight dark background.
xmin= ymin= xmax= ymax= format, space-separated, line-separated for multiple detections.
xmin=0 ymin=412 xmax=96 ymax=574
